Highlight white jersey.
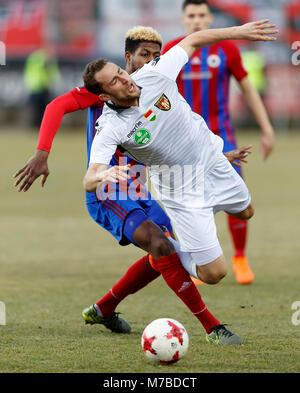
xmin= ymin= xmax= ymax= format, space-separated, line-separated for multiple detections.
xmin=90 ymin=45 xmax=224 ymax=208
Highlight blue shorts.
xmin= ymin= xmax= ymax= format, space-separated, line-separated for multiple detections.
xmin=85 ymin=105 xmax=172 ymax=246
xmin=86 ymin=192 xmax=172 ymax=246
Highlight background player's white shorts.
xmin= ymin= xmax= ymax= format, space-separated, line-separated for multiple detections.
xmin=164 ymin=154 xmax=251 ymax=267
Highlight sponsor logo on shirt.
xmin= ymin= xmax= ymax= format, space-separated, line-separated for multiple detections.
xmin=154 ymin=93 xmax=171 ymax=111
xmin=182 ymin=71 xmax=212 ymax=80
xmin=144 ymin=109 xmax=156 ymax=122
xmin=191 ymin=56 xmax=201 ymax=65
xmin=96 ymin=126 xmax=103 ymax=135
xmin=207 ymin=54 xmax=221 ymax=68
xmin=134 ymin=129 xmax=151 ymax=145
xmin=151 ymin=57 xmax=161 ymax=66
xmin=95 ymin=118 xmax=103 ymax=135
xmin=127 ymin=120 xmax=143 ymax=139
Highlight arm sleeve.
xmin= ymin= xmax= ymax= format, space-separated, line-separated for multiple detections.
xmin=70 ymin=86 xmax=101 ymax=110
xmin=146 ymin=45 xmax=189 ymax=81
xmin=225 ymin=42 xmax=248 ymax=81
xmin=89 ymin=128 xmax=118 ymax=165
xmin=37 ymin=91 xmax=81 ymax=152
xmin=37 ymin=87 xmax=101 ymax=152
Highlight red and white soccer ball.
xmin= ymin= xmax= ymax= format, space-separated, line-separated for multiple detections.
xmin=141 ymin=318 xmax=189 ymax=364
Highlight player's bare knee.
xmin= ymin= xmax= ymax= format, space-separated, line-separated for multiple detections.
xmin=196 ymin=256 xmax=227 ymax=284
xmin=133 ymin=220 xmax=174 ymax=257
xmin=200 ymin=267 xmax=227 ymax=285
xmin=215 ymin=265 xmax=227 ymax=282
xmin=229 ymin=204 xmax=254 ymax=221
xmin=247 ymin=205 xmax=254 ymax=219
xmin=240 ymin=205 xmax=254 ymax=220
xmin=153 ymin=235 xmax=175 ymax=258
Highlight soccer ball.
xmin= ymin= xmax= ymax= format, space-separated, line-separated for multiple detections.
xmin=141 ymin=318 xmax=189 ymax=364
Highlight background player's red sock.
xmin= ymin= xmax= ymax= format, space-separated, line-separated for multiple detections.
xmin=227 ymin=215 xmax=248 ymax=258
xmin=152 ymin=253 xmax=220 ymax=333
xmin=96 ymin=255 xmax=160 ymax=317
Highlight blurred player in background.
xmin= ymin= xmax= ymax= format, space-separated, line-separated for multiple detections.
xmin=24 ymin=45 xmax=60 ymax=128
xmin=162 ymin=0 xmax=275 ymax=284
xmin=14 ymin=26 xmax=250 ymax=345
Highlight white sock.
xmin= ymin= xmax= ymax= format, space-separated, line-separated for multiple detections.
xmin=168 ymin=238 xmax=198 ymax=279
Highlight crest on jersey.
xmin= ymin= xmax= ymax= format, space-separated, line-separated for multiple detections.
xmin=207 ymin=54 xmax=221 ymax=68
xmin=154 ymin=93 xmax=171 ymax=111
xmin=191 ymin=56 xmax=201 ymax=65
xmin=144 ymin=109 xmax=156 ymax=122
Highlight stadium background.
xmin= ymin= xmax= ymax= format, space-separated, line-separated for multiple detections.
xmin=0 ymin=0 xmax=299 ymax=129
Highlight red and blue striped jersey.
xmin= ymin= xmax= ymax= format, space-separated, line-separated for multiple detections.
xmin=162 ymin=38 xmax=247 ymax=146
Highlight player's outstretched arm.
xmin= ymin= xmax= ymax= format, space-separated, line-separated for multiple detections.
xmin=224 ymin=145 xmax=252 ymax=167
xmin=238 ymin=77 xmax=275 ymax=160
xmin=178 ymin=20 xmax=278 ymax=58
xmin=83 ymin=163 xmax=130 ymax=193
xmin=13 ymin=89 xmax=98 ymax=192
xmin=13 ymin=92 xmax=81 ymax=192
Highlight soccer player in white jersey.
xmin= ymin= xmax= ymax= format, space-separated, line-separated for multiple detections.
xmin=82 ymin=20 xmax=277 ymax=343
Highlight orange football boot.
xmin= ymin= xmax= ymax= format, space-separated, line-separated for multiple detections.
xmin=232 ymin=256 xmax=254 ymax=284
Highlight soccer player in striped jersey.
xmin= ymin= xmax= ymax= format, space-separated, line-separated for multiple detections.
xmin=162 ymin=0 xmax=275 ymax=284
xmin=14 ymin=26 xmax=250 ymax=344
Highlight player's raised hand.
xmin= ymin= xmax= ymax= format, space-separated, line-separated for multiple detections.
xmin=224 ymin=145 xmax=252 ymax=167
xmin=237 ymin=19 xmax=278 ymax=42
xmin=13 ymin=150 xmax=50 ymax=192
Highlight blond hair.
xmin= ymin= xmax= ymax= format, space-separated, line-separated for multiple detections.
xmin=125 ymin=26 xmax=162 ymax=53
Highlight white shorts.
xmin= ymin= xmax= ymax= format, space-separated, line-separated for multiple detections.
xmin=163 ymin=154 xmax=251 ymax=265
xmin=169 ymin=238 xmax=223 ymax=278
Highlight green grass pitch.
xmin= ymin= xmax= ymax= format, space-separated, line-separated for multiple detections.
xmin=1 ymin=128 xmax=300 ymax=373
